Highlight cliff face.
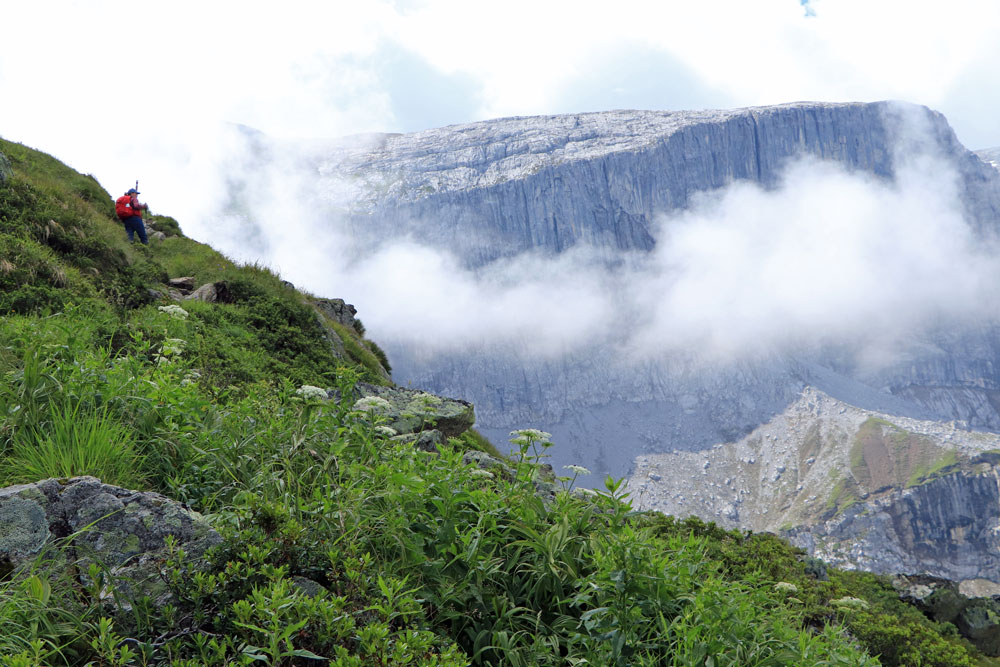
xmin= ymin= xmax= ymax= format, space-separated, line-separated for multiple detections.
xmin=306 ymin=102 xmax=1000 ymax=580
xmin=327 ymin=102 xmax=1000 ymax=262
xmin=796 ymin=466 xmax=1000 ymax=582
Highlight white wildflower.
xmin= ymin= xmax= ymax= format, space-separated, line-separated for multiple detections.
xmin=180 ymin=370 xmax=201 ymax=387
xmin=161 ymin=338 xmax=186 ymax=356
xmin=469 ymin=469 xmax=495 ymax=479
xmin=157 ymin=304 xmax=188 ymax=320
xmin=296 ymin=385 xmax=328 ymax=400
xmin=375 ymin=426 xmax=398 ymax=437
xmin=353 ymin=396 xmax=393 ymax=413
xmin=509 ymin=429 xmax=552 ymax=445
xmin=411 ymin=392 xmax=442 ymax=406
xmin=774 ymin=582 xmax=798 ymax=595
xmin=564 ymin=465 xmax=592 ymax=476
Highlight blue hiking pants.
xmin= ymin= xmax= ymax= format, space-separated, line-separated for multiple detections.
xmin=123 ymin=216 xmax=148 ymax=244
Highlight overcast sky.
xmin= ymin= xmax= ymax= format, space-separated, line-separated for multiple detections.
xmin=2 ymin=1 xmax=999 ymax=185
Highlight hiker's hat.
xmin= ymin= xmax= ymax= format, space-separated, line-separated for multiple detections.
xmin=127 ymin=188 xmax=139 ymax=194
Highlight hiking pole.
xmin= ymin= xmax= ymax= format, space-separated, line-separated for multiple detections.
xmin=135 ymin=180 xmax=149 ymax=216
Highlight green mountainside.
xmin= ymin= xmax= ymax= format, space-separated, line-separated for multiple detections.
xmin=1 ymin=137 xmax=998 ymax=666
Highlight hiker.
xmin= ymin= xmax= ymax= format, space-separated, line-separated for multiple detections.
xmin=115 ymin=187 xmax=149 ymax=244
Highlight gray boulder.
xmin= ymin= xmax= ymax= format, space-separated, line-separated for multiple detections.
xmin=168 ymin=276 xmax=196 ymax=292
xmin=314 ymin=298 xmax=358 ymax=329
xmin=0 ymin=151 xmax=11 ymax=184
xmin=185 ymin=282 xmax=231 ymax=303
xmin=354 ymin=382 xmax=474 ymax=438
xmin=0 ymin=477 xmax=220 ymax=605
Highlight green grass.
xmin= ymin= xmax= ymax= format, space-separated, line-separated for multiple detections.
xmin=0 ymin=402 xmax=146 ymax=488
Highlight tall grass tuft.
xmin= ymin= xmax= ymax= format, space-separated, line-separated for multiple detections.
xmin=1 ymin=402 xmax=146 ymax=488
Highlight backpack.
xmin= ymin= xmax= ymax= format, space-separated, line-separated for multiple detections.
xmin=115 ymin=194 xmax=135 ymax=220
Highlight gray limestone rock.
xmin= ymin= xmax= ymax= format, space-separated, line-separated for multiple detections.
xmin=168 ymin=276 xmax=196 ymax=292
xmin=353 ymin=382 xmax=474 ymax=438
xmin=975 ymin=147 xmax=1000 ymax=173
xmin=184 ymin=282 xmax=233 ymax=303
xmin=322 ymin=102 xmax=1000 ymax=263
xmin=0 ymin=477 xmax=220 ymax=606
xmin=314 ymin=298 xmax=358 ymax=329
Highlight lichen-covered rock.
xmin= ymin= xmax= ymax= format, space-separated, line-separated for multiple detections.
xmin=0 ymin=477 xmax=220 ymax=606
xmin=354 ymin=382 xmax=474 ymax=438
xmin=0 ymin=151 xmax=12 ymax=184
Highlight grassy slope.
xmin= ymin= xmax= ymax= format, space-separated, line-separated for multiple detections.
xmin=0 ymin=137 xmax=995 ymax=666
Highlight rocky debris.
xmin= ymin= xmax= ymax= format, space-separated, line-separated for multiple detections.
xmin=0 ymin=151 xmax=12 ymax=184
xmin=959 ymin=578 xmax=1000 ymax=598
xmin=0 ymin=477 xmax=220 ymax=606
xmin=314 ymin=298 xmax=359 ymax=330
xmin=352 ymin=382 xmax=474 ymax=439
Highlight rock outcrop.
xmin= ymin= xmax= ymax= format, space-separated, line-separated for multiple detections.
xmin=326 ymin=103 xmax=1000 ymax=263
xmin=351 ymin=382 xmax=475 ymax=439
xmin=314 ymin=298 xmax=359 ymax=330
xmin=0 ymin=150 xmax=12 ymax=184
xmin=0 ymin=477 xmax=220 ymax=603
